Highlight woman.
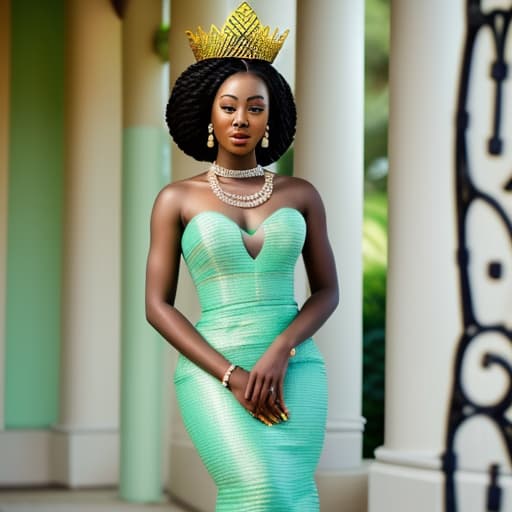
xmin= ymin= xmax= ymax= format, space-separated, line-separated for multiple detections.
xmin=145 ymin=4 xmax=339 ymax=510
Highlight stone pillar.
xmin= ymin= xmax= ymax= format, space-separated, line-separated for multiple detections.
xmin=294 ymin=1 xmax=367 ymax=510
xmin=0 ymin=0 xmax=11 ymax=430
xmin=53 ymin=0 xmax=122 ymax=487
xmin=167 ymin=3 xmax=220 ymax=508
xmin=368 ymin=1 xmax=471 ymax=510
xmin=119 ymin=0 xmax=169 ymax=503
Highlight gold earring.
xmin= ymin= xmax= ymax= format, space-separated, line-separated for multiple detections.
xmin=261 ymin=125 xmax=269 ymax=148
xmin=207 ymin=123 xmax=214 ymax=148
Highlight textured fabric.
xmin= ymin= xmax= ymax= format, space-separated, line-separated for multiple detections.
xmin=175 ymin=207 xmax=328 ymax=511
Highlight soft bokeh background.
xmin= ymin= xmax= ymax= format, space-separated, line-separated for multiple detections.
xmin=363 ymin=0 xmax=389 ymax=459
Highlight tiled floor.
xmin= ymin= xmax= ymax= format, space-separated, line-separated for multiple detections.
xmin=0 ymin=488 xmax=193 ymax=512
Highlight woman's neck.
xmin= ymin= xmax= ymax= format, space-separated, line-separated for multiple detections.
xmin=215 ymin=153 xmax=258 ymax=171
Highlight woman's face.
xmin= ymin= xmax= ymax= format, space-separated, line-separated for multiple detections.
xmin=210 ymin=72 xmax=269 ymax=161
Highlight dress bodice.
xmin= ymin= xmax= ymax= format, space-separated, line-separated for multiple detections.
xmin=181 ymin=207 xmax=306 ymax=313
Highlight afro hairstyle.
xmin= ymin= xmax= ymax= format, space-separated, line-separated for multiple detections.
xmin=165 ymin=58 xmax=296 ymax=166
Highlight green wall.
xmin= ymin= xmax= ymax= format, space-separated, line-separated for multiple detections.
xmin=5 ymin=0 xmax=65 ymax=427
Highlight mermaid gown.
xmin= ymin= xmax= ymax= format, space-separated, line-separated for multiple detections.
xmin=175 ymin=207 xmax=328 ymax=511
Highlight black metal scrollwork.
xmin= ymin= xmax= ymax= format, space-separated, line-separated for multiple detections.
xmin=444 ymin=1 xmax=512 ymax=511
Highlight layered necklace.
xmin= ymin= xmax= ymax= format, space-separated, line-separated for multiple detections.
xmin=207 ymin=162 xmax=274 ymax=208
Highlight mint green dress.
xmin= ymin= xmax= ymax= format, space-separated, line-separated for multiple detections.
xmin=175 ymin=207 xmax=328 ymax=511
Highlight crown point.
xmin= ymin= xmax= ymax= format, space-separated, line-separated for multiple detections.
xmin=185 ymin=2 xmax=289 ymax=63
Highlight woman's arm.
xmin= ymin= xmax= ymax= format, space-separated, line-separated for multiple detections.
xmin=145 ymin=184 xmax=231 ymax=380
xmin=245 ymin=180 xmax=339 ymax=413
xmin=145 ymin=184 xmax=285 ymax=425
xmin=278 ymin=181 xmax=340 ymax=349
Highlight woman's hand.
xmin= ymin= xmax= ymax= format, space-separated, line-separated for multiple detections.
xmin=228 ymin=364 xmax=288 ymax=426
xmin=244 ymin=342 xmax=292 ymax=423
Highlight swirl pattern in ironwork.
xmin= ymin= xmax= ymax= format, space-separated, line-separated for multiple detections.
xmin=444 ymin=2 xmax=512 ymax=511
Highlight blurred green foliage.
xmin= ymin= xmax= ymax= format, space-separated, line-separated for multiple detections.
xmin=276 ymin=146 xmax=294 ymax=176
xmin=362 ymin=193 xmax=387 ymax=458
xmin=363 ymin=0 xmax=389 ymax=458
xmin=365 ymin=0 xmax=389 ymax=190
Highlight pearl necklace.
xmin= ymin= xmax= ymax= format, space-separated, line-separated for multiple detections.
xmin=211 ymin=162 xmax=264 ymax=178
xmin=207 ymin=168 xmax=274 ymax=208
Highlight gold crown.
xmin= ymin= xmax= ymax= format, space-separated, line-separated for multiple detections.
xmin=185 ymin=2 xmax=289 ymax=63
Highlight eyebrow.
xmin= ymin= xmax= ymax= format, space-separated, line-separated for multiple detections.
xmin=220 ymin=94 xmax=266 ymax=101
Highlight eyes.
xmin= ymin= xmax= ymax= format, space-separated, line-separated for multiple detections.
xmin=220 ymin=104 xmax=266 ymax=114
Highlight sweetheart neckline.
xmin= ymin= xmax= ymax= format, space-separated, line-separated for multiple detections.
xmin=182 ymin=206 xmax=304 ymax=237
xmin=181 ymin=207 xmax=305 ymax=261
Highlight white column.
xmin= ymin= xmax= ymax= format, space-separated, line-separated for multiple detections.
xmin=167 ymin=3 xmax=221 ymax=509
xmin=0 ymin=0 xmax=10 ymax=430
xmin=367 ymin=1 xmax=512 ymax=510
xmin=53 ymin=0 xmax=122 ymax=487
xmin=295 ymin=1 xmax=367 ymax=510
xmin=234 ymin=0 xmax=296 ymax=89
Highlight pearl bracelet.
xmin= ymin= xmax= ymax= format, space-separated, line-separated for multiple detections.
xmin=221 ymin=364 xmax=237 ymax=389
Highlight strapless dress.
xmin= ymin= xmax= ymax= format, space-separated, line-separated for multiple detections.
xmin=175 ymin=207 xmax=327 ymax=511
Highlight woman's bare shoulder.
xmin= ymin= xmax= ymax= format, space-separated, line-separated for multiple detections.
xmin=155 ymin=172 xmax=208 ymax=201
xmin=274 ymin=172 xmax=317 ymax=188
xmin=152 ymin=172 xmax=209 ymax=219
xmin=273 ymin=173 xmax=322 ymax=207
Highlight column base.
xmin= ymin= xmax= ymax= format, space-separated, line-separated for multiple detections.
xmin=0 ymin=427 xmax=121 ymax=487
xmin=51 ymin=426 xmax=119 ymax=487
xmin=317 ymin=463 xmax=369 ymax=512
xmin=319 ymin=418 xmax=366 ymax=470
xmin=0 ymin=429 xmax=52 ymax=484
xmin=369 ymin=459 xmax=512 ymax=511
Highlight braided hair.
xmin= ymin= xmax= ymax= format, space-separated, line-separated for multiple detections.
xmin=166 ymin=58 xmax=296 ymax=166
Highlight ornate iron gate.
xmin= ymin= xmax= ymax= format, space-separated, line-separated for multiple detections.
xmin=444 ymin=1 xmax=512 ymax=511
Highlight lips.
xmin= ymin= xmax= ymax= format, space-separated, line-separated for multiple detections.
xmin=229 ymin=132 xmax=251 ymax=146
xmin=231 ymin=132 xmax=250 ymax=139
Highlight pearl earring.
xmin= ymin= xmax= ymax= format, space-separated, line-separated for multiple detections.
xmin=261 ymin=125 xmax=269 ymax=148
xmin=207 ymin=123 xmax=214 ymax=148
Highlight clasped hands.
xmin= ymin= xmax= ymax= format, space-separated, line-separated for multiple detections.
xmin=228 ymin=344 xmax=291 ymax=426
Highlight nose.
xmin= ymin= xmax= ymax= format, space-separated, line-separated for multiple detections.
xmin=233 ymin=113 xmax=248 ymax=128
